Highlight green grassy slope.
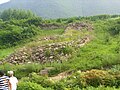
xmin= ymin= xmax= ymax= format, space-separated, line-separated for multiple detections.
xmin=0 ymin=10 xmax=120 ymax=90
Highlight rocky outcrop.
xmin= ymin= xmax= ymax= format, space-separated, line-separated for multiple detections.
xmin=4 ymin=36 xmax=91 ymax=65
xmin=39 ymin=23 xmax=65 ymax=30
xmin=40 ymin=67 xmax=55 ymax=76
xmin=3 ymin=22 xmax=93 ymax=65
xmin=65 ymin=22 xmax=93 ymax=32
xmin=39 ymin=36 xmax=58 ymax=41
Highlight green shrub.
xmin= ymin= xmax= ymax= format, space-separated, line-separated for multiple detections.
xmin=83 ymin=86 xmax=119 ymax=90
xmin=45 ymin=49 xmax=51 ymax=57
xmin=109 ymin=24 xmax=120 ymax=36
xmin=53 ymin=82 xmax=65 ymax=90
xmin=29 ymin=73 xmax=55 ymax=88
xmin=56 ymin=46 xmax=74 ymax=55
xmin=80 ymin=69 xmax=115 ymax=87
xmin=0 ymin=9 xmax=36 ymax=21
xmin=18 ymin=82 xmax=46 ymax=90
xmin=0 ymin=24 xmax=38 ymax=48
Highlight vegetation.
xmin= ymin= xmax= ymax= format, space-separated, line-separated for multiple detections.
xmin=0 ymin=9 xmax=120 ymax=90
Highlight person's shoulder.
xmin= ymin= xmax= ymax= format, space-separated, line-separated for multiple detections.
xmin=4 ymin=76 xmax=10 ymax=80
xmin=11 ymin=76 xmax=18 ymax=79
xmin=4 ymin=76 xmax=9 ymax=78
xmin=1 ymin=76 xmax=8 ymax=78
xmin=0 ymin=76 xmax=9 ymax=81
xmin=10 ymin=76 xmax=18 ymax=82
xmin=14 ymin=76 xmax=18 ymax=80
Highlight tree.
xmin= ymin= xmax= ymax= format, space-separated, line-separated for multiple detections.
xmin=0 ymin=9 xmax=36 ymax=21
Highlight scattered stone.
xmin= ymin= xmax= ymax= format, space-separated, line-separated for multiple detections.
xmin=65 ymin=22 xmax=93 ymax=32
xmin=40 ymin=67 xmax=54 ymax=76
xmin=4 ymin=36 xmax=91 ymax=64
xmin=4 ymin=22 xmax=92 ymax=65
xmin=39 ymin=23 xmax=65 ymax=30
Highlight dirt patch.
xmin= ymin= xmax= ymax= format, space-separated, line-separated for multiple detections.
xmin=49 ymin=72 xmax=69 ymax=81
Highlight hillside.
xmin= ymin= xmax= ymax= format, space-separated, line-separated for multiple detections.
xmin=0 ymin=0 xmax=120 ymax=18
xmin=0 ymin=9 xmax=120 ymax=90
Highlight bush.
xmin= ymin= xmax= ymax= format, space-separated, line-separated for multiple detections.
xmin=18 ymin=82 xmax=46 ymax=90
xmin=53 ymin=82 xmax=65 ymax=90
xmin=0 ymin=24 xmax=38 ymax=48
xmin=83 ymin=86 xmax=119 ymax=90
xmin=0 ymin=9 xmax=36 ymax=21
xmin=109 ymin=24 xmax=120 ymax=36
xmin=80 ymin=69 xmax=115 ymax=87
xmin=56 ymin=46 xmax=74 ymax=55
xmin=29 ymin=73 xmax=55 ymax=88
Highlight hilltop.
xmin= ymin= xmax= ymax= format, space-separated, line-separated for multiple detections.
xmin=0 ymin=0 xmax=120 ymax=18
xmin=0 ymin=9 xmax=120 ymax=90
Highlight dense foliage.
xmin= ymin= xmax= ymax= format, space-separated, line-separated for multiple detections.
xmin=0 ymin=9 xmax=36 ymax=21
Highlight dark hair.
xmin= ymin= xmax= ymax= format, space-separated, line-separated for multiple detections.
xmin=0 ymin=70 xmax=4 ymax=76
